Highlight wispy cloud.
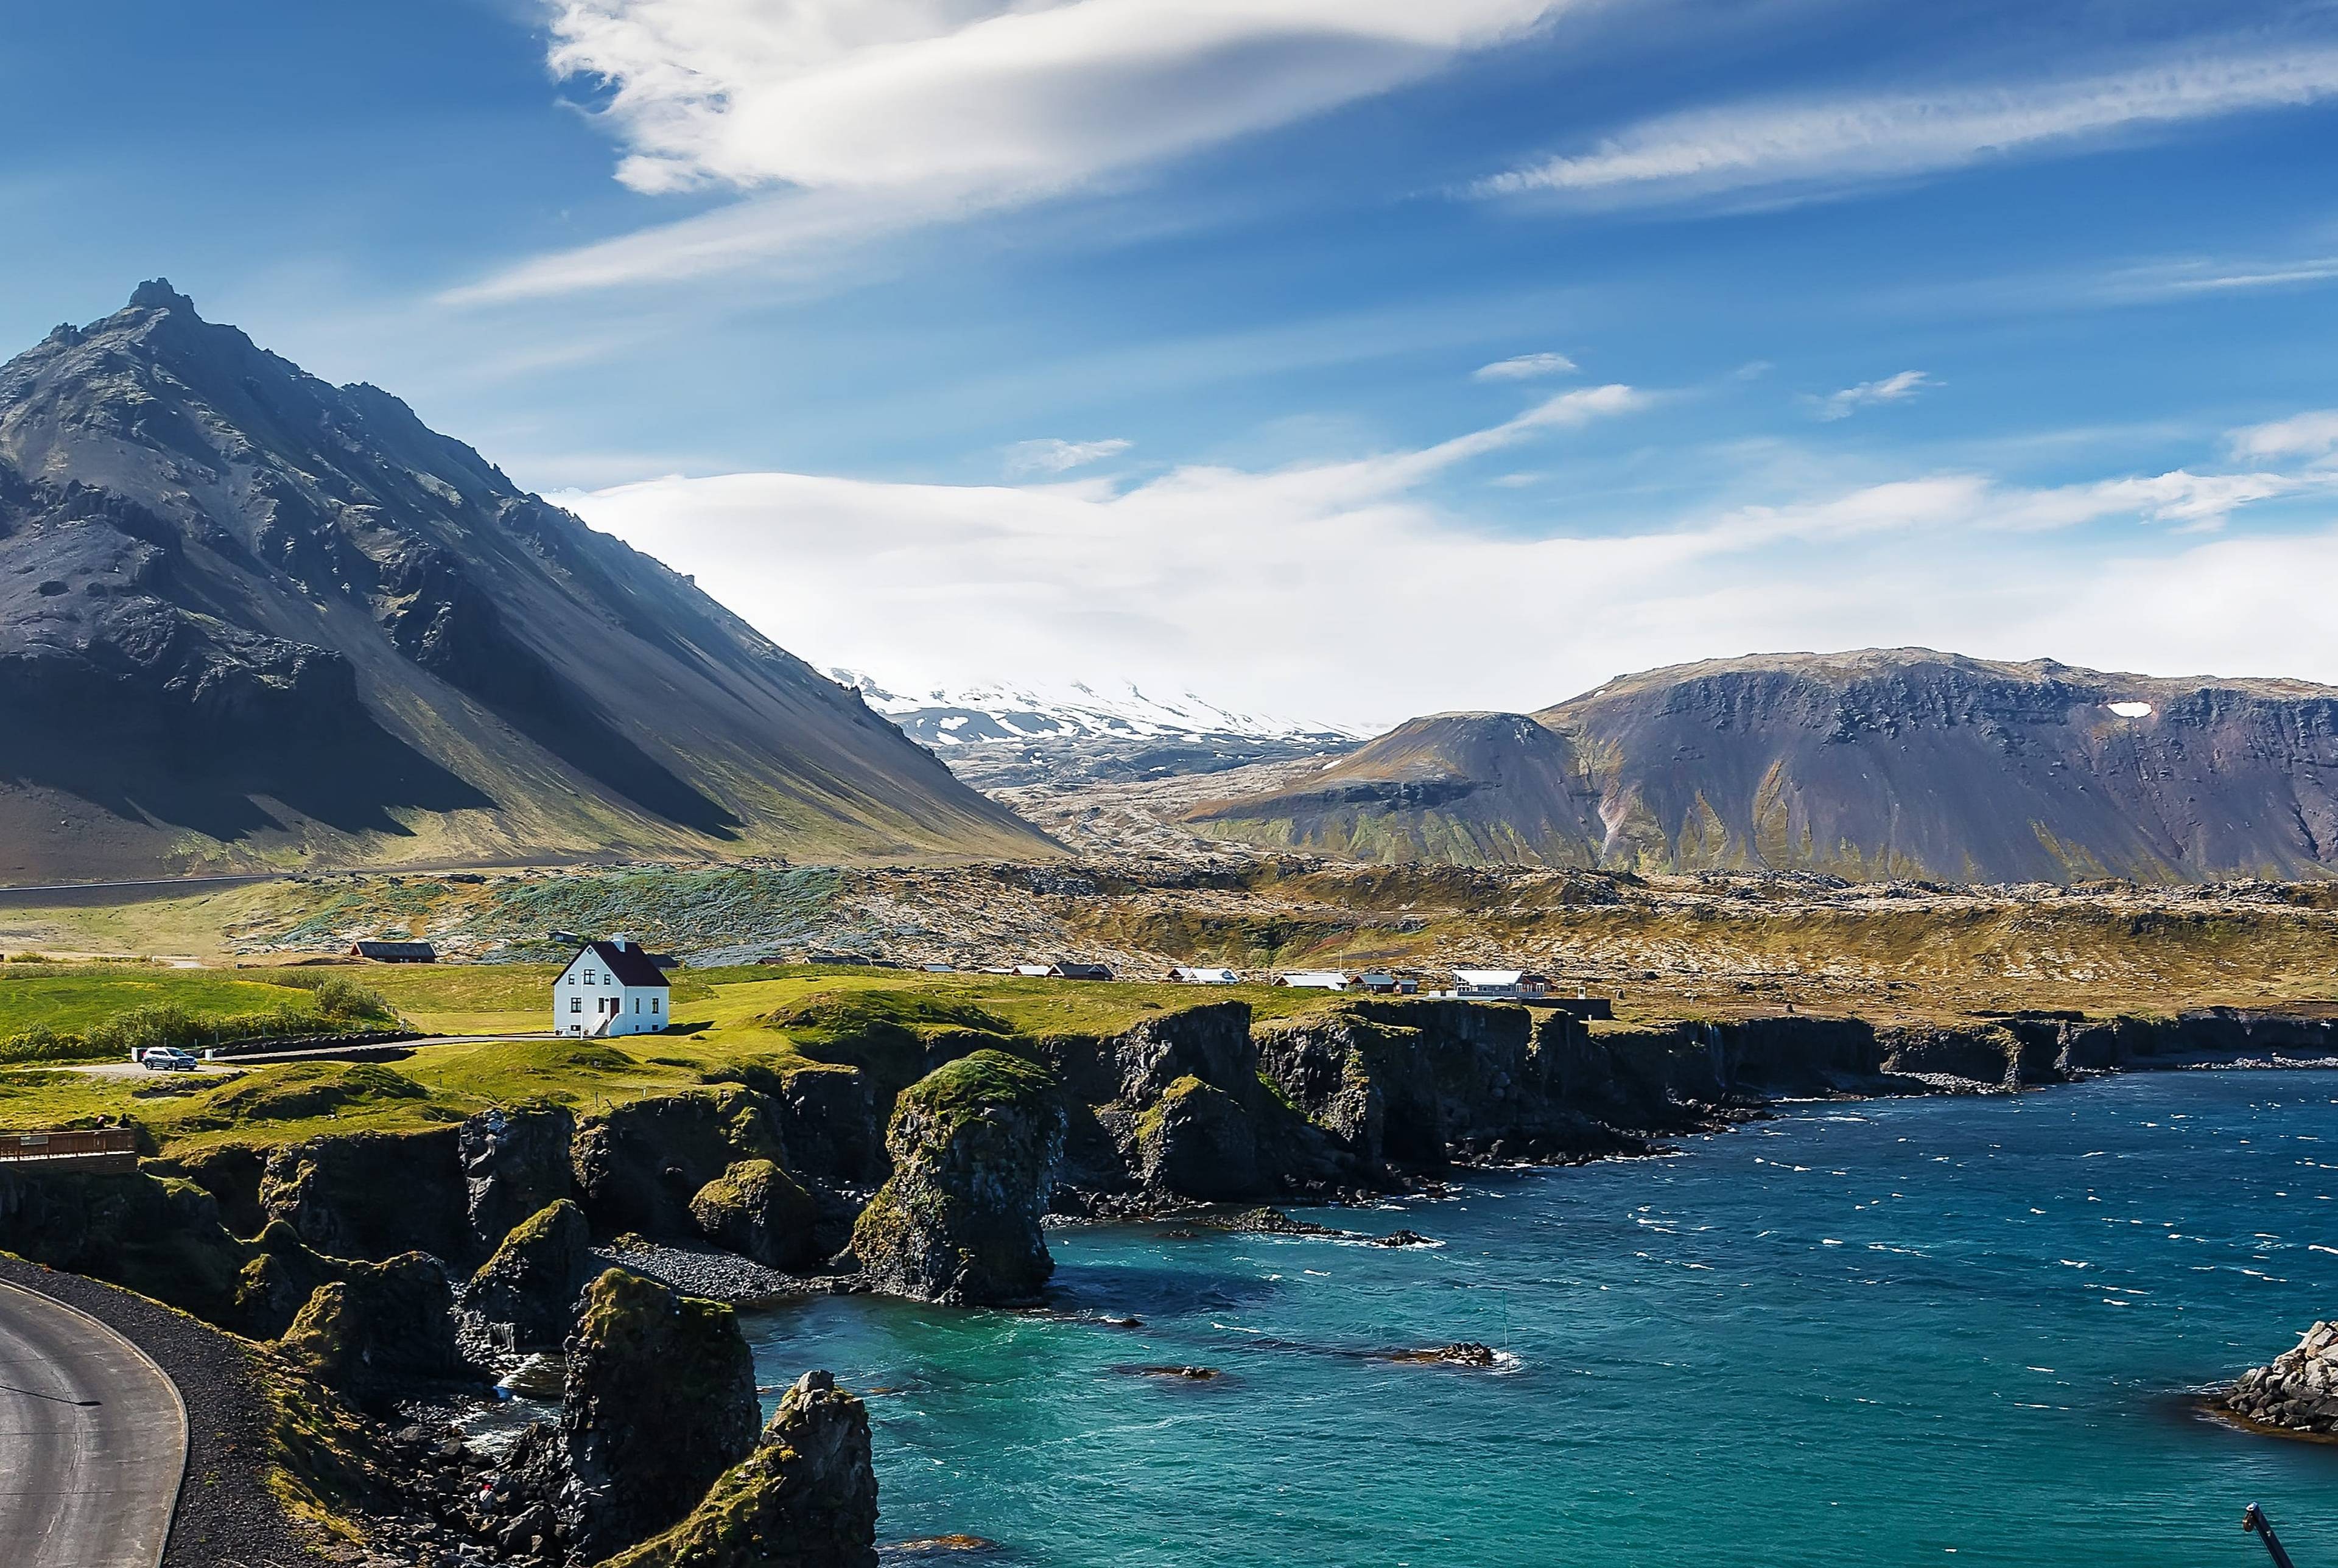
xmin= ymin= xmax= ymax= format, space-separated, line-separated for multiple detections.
xmin=1474 ymin=351 xmax=1578 ymax=380
xmin=556 ymin=396 xmax=2327 ymax=726
xmin=1005 ymin=436 xmax=1133 ymax=475
xmin=1477 ymin=47 xmax=2338 ymax=208
xmin=458 ymin=0 xmax=1572 ymax=301
xmin=2229 ymin=409 xmax=2338 ymax=463
xmin=1811 ymin=369 xmax=1931 ymax=421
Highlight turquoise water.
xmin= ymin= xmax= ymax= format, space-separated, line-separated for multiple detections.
xmin=744 ymin=1073 xmax=2338 ymax=1566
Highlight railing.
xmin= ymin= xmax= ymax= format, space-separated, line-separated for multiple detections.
xmin=0 ymin=1128 xmax=139 ymax=1164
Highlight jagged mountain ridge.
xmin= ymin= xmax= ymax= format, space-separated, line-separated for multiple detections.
xmin=837 ymin=670 xmax=1357 ymax=789
xmin=1185 ymin=649 xmax=2338 ymax=884
xmin=0 ymin=282 xmax=1054 ymax=881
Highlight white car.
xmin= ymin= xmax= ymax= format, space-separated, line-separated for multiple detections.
xmin=139 ymin=1048 xmax=198 ymax=1072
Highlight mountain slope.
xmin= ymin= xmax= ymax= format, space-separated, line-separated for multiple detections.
xmin=1186 ymin=649 xmax=2338 ymax=884
xmin=0 ymin=282 xmax=1053 ymax=881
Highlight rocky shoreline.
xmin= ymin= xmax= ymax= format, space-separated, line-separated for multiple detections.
xmin=2223 ymin=1321 xmax=2338 ymax=1440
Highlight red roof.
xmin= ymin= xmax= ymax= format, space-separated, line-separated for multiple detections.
xmin=577 ymin=940 xmax=669 ymax=989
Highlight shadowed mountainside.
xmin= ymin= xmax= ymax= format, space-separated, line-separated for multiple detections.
xmin=1184 ymin=649 xmax=2338 ymax=884
xmin=0 ymin=282 xmax=1054 ymax=881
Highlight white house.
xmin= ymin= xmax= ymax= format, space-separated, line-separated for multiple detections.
xmin=1452 ymin=969 xmax=1550 ymax=1000
xmin=1274 ymin=970 xmax=1351 ymax=990
xmin=1170 ymin=965 xmax=1241 ymax=985
xmin=555 ymin=937 xmax=671 ymax=1037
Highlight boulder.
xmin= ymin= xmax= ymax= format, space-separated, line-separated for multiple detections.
xmin=599 ymin=1370 xmax=879 ymax=1568
xmin=574 ymin=1088 xmax=788 ymax=1239
xmin=1131 ymin=1076 xmax=1258 ymax=1200
xmin=2227 ymin=1320 xmax=2338 ymax=1435
xmin=459 ymin=1105 xmax=575 ymax=1254
xmin=279 ymin=1251 xmax=463 ymax=1396
xmin=564 ymin=1267 xmax=762 ymax=1559
xmin=463 ymin=1199 xmax=592 ymax=1348
xmin=849 ymin=1051 xmax=1066 ymax=1306
xmin=690 ymin=1160 xmax=821 ymax=1271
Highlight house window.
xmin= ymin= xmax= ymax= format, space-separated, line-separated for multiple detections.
xmin=633 ymin=997 xmax=641 ymax=1013
xmin=584 ymin=969 xmax=597 ymax=984
xmin=569 ymin=997 xmax=581 ymax=1014
xmin=650 ymin=996 xmax=660 ymax=1013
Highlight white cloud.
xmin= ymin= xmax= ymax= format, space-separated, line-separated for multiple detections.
xmin=1005 ymin=436 xmax=1134 ymax=475
xmin=1478 ymin=47 xmax=2338 ymax=207
xmin=556 ymin=393 xmax=2330 ymax=729
xmin=1474 ymin=351 xmax=1578 ymax=380
xmin=2228 ymin=410 xmax=2338 ymax=463
xmin=1811 ymin=369 xmax=1931 ymax=421
xmin=464 ymin=0 xmax=1571 ymax=299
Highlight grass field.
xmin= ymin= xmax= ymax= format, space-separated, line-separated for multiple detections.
xmin=0 ymin=965 xmax=323 ymax=1038
xmin=0 ymin=964 xmax=1352 ymax=1152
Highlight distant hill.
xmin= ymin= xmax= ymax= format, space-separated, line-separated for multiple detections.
xmin=837 ymin=671 xmax=1357 ymax=790
xmin=0 ymin=283 xmax=1054 ymax=882
xmin=1185 ymin=649 xmax=2338 ymax=884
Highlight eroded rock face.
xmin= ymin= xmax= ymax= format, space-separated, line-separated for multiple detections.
xmin=0 ymin=1166 xmax=247 ymax=1324
xmin=460 ymin=1106 xmax=576 ymax=1255
xmin=260 ymin=1129 xmax=467 ymax=1262
xmin=1878 ymin=1024 xmax=2022 ymax=1090
xmin=1132 ymin=1076 xmax=1259 ymax=1200
xmin=2228 ymin=1321 xmax=2338 ymax=1434
xmin=564 ymin=1267 xmax=761 ymax=1560
xmin=600 ymin=1370 xmax=880 ymax=1568
xmin=463 ymin=1199 xmax=592 ymax=1349
xmin=279 ymin=1251 xmax=464 ymax=1398
xmin=850 ymin=1051 xmax=1067 ymax=1306
xmin=689 ymin=1160 xmax=821 ymax=1271
xmin=574 ymin=1088 xmax=788 ymax=1239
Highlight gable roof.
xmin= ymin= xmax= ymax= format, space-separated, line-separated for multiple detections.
xmin=570 ymin=940 xmax=670 ymax=989
xmin=352 ymin=940 xmax=436 ymax=961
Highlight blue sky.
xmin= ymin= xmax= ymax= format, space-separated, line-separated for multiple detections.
xmin=9 ymin=0 xmax=2338 ymax=727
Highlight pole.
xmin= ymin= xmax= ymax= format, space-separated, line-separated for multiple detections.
xmin=2246 ymin=1505 xmax=2298 ymax=1568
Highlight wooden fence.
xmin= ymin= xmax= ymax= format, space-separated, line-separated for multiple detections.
xmin=0 ymin=1128 xmax=139 ymax=1171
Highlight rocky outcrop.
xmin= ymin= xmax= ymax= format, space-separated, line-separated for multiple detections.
xmin=463 ymin=1199 xmax=593 ymax=1349
xmin=689 ymin=1160 xmax=821 ymax=1271
xmin=260 ymin=1128 xmax=468 ymax=1262
xmin=1131 ymin=1076 xmax=1259 ymax=1199
xmin=599 ymin=1370 xmax=880 ymax=1568
xmin=0 ymin=1165 xmax=248 ymax=1322
xmin=2227 ymin=1321 xmax=2338 ymax=1435
xmin=573 ymin=1088 xmax=790 ymax=1239
xmin=461 ymin=1105 xmax=576 ymax=1254
xmin=234 ymin=1219 xmax=351 ymax=1338
xmin=850 ymin=1051 xmax=1067 ymax=1305
xmin=279 ymin=1251 xmax=465 ymax=1398
xmin=564 ymin=1267 xmax=762 ymax=1560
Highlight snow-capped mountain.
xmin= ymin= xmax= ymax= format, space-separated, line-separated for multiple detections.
xmin=833 ymin=672 xmax=1355 ymax=748
xmin=831 ymin=671 xmax=1360 ymax=791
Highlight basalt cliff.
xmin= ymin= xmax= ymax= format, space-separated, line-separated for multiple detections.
xmin=1185 ymin=649 xmax=2338 ymax=884
xmin=0 ymin=282 xmax=1053 ymax=882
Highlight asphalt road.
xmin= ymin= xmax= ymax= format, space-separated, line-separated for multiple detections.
xmin=0 ymin=1281 xmax=185 ymax=1568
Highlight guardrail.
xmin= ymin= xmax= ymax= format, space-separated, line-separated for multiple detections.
xmin=0 ymin=1129 xmax=139 ymax=1169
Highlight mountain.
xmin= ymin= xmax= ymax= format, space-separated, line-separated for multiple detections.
xmin=835 ymin=671 xmax=1357 ymax=790
xmin=1184 ymin=649 xmax=2338 ymax=884
xmin=0 ymin=283 xmax=1053 ymax=882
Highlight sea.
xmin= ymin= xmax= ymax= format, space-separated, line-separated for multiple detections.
xmin=742 ymin=1070 xmax=2338 ymax=1567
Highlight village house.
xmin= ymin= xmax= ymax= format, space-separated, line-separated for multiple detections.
xmin=1048 ymin=961 xmax=1114 ymax=981
xmin=350 ymin=940 xmax=435 ymax=963
xmin=1168 ymin=965 xmax=1241 ymax=984
xmin=1274 ymin=970 xmax=1351 ymax=990
xmin=554 ymin=936 xmax=670 ymax=1037
xmin=1451 ymin=969 xmax=1551 ymax=1000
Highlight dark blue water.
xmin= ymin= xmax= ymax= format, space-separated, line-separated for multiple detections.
xmin=745 ymin=1073 xmax=2338 ymax=1566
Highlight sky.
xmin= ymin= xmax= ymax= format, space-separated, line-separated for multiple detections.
xmin=9 ymin=1 xmax=2338 ymax=730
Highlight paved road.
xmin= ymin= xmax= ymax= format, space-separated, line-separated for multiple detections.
xmin=0 ymin=1282 xmax=185 ymax=1568
xmin=66 ymin=1031 xmax=559 ymax=1078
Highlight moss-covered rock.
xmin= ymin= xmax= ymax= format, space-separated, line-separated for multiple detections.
xmin=849 ymin=1050 xmax=1065 ymax=1306
xmin=463 ymin=1198 xmax=592 ymax=1348
xmin=565 ymin=1267 xmax=761 ymax=1560
xmin=689 ymin=1160 xmax=820 ymax=1271
xmin=599 ymin=1370 xmax=879 ymax=1568
xmin=1131 ymin=1076 xmax=1258 ymax=1199
xmin=0 ymin=1165 xmax=247 ymax=1322
xmin=279 ymin=1251 xmax=463 ymax=1398
xmin=574 ymin=1088 xmax=788 ymax=1239
xmin=234 ymin=1219 xmax=349 ymax=1339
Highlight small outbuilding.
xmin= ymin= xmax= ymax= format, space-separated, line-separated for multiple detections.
xmin=351 ymin=940 xmax=436 ymax=963
xmin=1169 ymin=965 xmax=1241 ymax=985
xmin=1047 ymin=962 xmax=1115 ymax=981
xmin=555 ymin=936 xmax=672 ymax=1037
